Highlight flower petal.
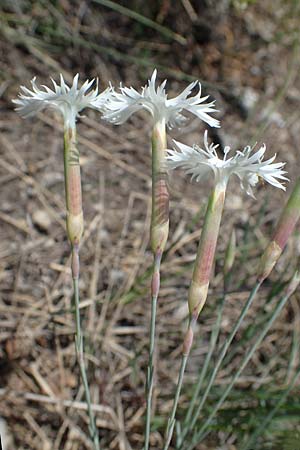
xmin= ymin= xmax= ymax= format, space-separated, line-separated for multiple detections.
xmin=13 ymin=74 xmax=111 ymax=127
xmin=102 ymin=69 xmax=219 ymax=129
xmin=167 ymin=132 xmax=288 ymax=195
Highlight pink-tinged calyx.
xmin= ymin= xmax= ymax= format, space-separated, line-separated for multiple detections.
xmin=258 ymin=178 xmax=300 ymax=282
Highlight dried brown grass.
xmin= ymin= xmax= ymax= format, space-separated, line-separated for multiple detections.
xmin=0 ymin=1 xmax=300 ymax=449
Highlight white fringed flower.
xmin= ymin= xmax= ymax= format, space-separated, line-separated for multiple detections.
xmin=167 ymin=131 xmax=287 ymax=196
xmin=102 ymin=69 xmax=220 ymax=129
xmin=13 ymin=74 xmax=111 ymax=128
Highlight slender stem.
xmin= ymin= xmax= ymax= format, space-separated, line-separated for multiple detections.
xmin=241 ymin=366 xmax=300 ymax=450
xmin=178 ymin=295 xmax=225 ymax=446
xmin=144 ymin=252 xmax=162 ymax=450
xmin=72 ymin=246 xmax=100 ymax=450
xmin=186 ymin=280 xmax=296 ymax=450
xmin=185 ymin=281 xmax=261 ymax=438
xmin=64 ymin=128 xmax=98 ymax=447
xmin=144 ymin=119 xmax=169 ymax=450
xmin=166 ymin=184 xmax=225 ymax=450
xmin=163 ymin=353 xmax=189 ymax=450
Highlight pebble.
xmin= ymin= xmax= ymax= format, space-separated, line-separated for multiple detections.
xmin=32 ymin=209 xmax=52 ymax=232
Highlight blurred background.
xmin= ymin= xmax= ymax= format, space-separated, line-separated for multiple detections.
xmin=1 ymin=0 xmax=300 ymax=449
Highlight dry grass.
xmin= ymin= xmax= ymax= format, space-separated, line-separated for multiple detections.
xmin=1 ymin=1 xmax=300 ymax=449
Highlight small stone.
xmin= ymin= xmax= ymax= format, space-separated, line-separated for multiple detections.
xmin=111 ymin=269 xmax=125 ymax=283
xmin=241 ymin=87 xmax=259 ymax=111
xmin=32 ymin=209 xmax=52 ymax=232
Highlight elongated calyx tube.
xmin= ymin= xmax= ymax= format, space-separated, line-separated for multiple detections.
xmin=151 ymin=119 xmax=169 ymax=256
xmin=183 ymin=184 xmax=226 ymax=355
xmin=144 ymin=119 xmax=170 ymax=450
xmin=257 ymin=178 xmax=300 ymax=283
xmin=189 ymin=184 xmax=225 ymax=318
xmin=64 ymin=126 xmax=84 ymax=251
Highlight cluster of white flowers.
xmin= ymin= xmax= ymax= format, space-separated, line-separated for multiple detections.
xmin=13 ymin=70 xmax=287 ymax=194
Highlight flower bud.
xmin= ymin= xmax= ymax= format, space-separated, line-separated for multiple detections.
xmin=258 ymin=179 xmax=300 ymax=282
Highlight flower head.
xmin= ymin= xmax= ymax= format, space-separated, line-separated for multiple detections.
xmin=167 ymin=131 xmax=287 ymax=196
xmin=102 ymin=69 xmax=220 ymax=129
xmin=13 ymin=74 xmax=111 ymax=128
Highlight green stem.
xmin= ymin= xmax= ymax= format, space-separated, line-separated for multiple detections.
xmin=72 ymin=246 xmax=100 ymax=450
xmin=186 ymin=278 xmax=297 ymax=450
xmin=144 ymin=252 xmax=162 ymax=450
xmin=163 ymin=353 xmax=189 ymax=450
xmin=166 ymin=184 xmax=226 ymax=449
xmin=144 ymin=119 xmax=169 ymax=450
xmin=178 ymin=295 xmax=225 ymax=446
xmin=186 ymin=281 xmax=261 ymax=439
xmin=64 ymin=127 xmax=97 ymax=446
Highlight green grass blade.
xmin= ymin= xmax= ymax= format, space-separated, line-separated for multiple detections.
xmin=92 ymin=0 xmax=187 ymax=45
xmin=178 ymin=295 xmax=226 ymax=446
xmin=186 ymin=273 xmax=299 ymax=449
xmin=185 ymin=281 xmax=261 ymax=438
xmin=241 ymin=367 xmax=300 ymax=450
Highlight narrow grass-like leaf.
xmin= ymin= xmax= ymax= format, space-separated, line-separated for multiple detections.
xmin=178 ymin=295 xmax=226 ymax=447
xmin=92 ymin=0 xmax=187 ymax=45
xmin=241 ymin=367 xmax=300 ymax=450
xmin=185 ymin=272 xmax=300 ymax=450
xmin=183 ymin=281 xmax=261 ymax=442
